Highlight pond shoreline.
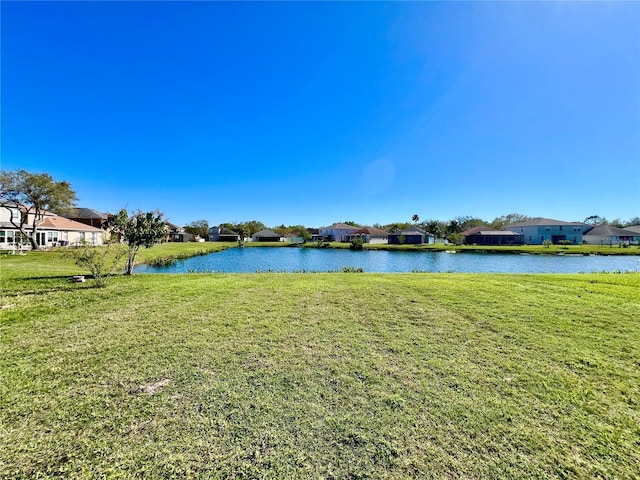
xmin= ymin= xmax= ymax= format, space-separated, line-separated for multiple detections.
xmin=137 ymin=245 xmax=640 ymax=274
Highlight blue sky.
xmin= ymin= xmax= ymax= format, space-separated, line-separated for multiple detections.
xmin=2 ymin=1 xmax=639 ymax=228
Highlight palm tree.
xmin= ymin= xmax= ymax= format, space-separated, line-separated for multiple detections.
xmin=412 ymin=214 xmax=420 ymax=224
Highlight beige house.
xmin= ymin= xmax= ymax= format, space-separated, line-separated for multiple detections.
xmin=0 ymin=205 xmax=105 ymax=250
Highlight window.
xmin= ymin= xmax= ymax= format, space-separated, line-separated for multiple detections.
xmin=0 ymin=231 xmax=5 ymax=243
xmin=47 ymin=232 xmax=59 ymax=243
xmin=559 ymin=226 xmax=563 ymax=231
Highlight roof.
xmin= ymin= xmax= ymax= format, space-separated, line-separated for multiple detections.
xmin=506 ymin=217 xmax=587 ymax=227
xmin=165 ymin=222 xmax=183 ymax=232
xmin=253 ymin=229 xmax=280 ymax=238
xmin=38 ymin=214 xmax=102 ymax=232
xmin=462 ymin=225 xmax=493 ymax=236
xmin=463 ymin=226 xmax=521 ymax=236
xmin=218 ymin=227 xmax=238 ymax=235
xmin=624 ymin=225 xmax=640 ymax=234
xmin=351 ymin=227 xmax=389 ymax=236
xmin=59 ymin=207 xmax=108 ymax=220
xmin=584 ymin=225 xmax=639 ymax=237
xmin=390 ymin=227 xmax=431 ymax=236
xmin=323 ymin=223 xmax=360 ymax=230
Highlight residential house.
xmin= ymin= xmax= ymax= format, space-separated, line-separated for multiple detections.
xmin=0 ymin=204 xmax=25 ymax=250
xmin=319 ymin=223 xmax=360 ymax=242
xmin=462 ymin=226 xmax=524 ymax=246
xmin=58 ymin=207 xmax=108 ymax=228
xmin=251 ymin=229 xmax=282 ymax=242
xmin=505 ymin=218 xmax=590 ymax=245
xmin=583 ymin=225 xmax=639 ymax=246
xmin=166 ymin=222 xmax=194 ymax=242
xmin=347 ymin=227 xmax=389 ymax=244
xmin=388 ymin=227 xmax=435 ymax=245
xmin=209 ymin=226 xmax=240 ymax=242
xmin=0 ymin=205 xmax=105 ymax=249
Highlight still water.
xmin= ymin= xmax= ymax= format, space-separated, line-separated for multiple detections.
xmin=135 ymin=247 xmax=640 ymax=274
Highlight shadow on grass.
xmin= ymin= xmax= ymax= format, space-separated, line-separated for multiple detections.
xmin=2 ymin=275 xmax=101 ymax=297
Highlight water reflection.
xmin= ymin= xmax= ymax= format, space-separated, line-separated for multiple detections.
xmin=135 ymin=247 xmax=640 ymax=274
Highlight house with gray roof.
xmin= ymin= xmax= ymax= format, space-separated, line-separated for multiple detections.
xmin=58 ymin=207 xmax=108 ymax=228
xmin=209 ymin=226 xmax=240 ymax=242
xmin=583 ymin=225 xmax=639 ymax=245
xmin=504 ymin=218 xmax=590 ymax=245
xmin=388 ymin=226 xmax=435 ymax=245
xmin=462 ymin=226 xmax=524 ymax=245
xmin=251 ymin=229 xmax=282 ymax=242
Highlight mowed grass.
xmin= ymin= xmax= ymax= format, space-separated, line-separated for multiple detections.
xmin=1 ymin=252 xmax=639 ymax=478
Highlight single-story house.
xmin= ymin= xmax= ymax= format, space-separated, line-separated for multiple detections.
xmin=209 ymin=226 xmax=240 ymax=242
xmin=318 ymin=223 xmax=360 ymax=242
xmin=463 ymin=226 xmax=524 ymax=246
xmin=166 ymin=222 xmax=194 ymax=242
xmin=347 ymin=227 xmax=389 ymax=244
xmin=388 ymin=227 xmax=435 ymax=245
xmin=583 ymin=225 xmax=639 ymax=245
xmin=251 ymin=229 xmax=282 ymax=242
xmin=505 ymin=218 xmax=591 ymax=245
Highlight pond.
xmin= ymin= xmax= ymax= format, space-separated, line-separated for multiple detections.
xmin=134 ymin=247 xmax=640 ymax=274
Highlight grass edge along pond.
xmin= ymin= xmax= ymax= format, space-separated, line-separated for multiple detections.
xmin=1 ymin=251 xmax=639 ymax=478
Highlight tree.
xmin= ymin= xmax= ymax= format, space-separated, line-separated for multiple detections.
xmin=454 ymin=215 xmax=486 ymax=231
xmin=412 ymin=214 xmax=420 ymax=224
xmin=489 ymin=213 xmax=530 ymax=230
xmin=185 ymin=219 xmax=209 ymax=239
xmin=584 ymin=215 xmax=608 ymax=226
xmin=0 ymin=169 xmax=77 ymax=250
xmin=103 ymin=209 xmax=168 ymax=275
xmin=422 ymin=219 xmax=447 ymax=238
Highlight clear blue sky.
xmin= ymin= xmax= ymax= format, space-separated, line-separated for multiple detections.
xmin=2 ymin=1 xmax=639 ymax=227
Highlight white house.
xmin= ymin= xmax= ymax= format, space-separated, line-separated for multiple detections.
xmin=347 ymin=227 xmax=389 ymax=244
xmin=319 ymin=223 xmax=360 ymax=242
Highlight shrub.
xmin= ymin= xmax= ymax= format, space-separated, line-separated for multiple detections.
xmin=66 ymin=243 xmax=127 ymax=287
xmin=350 ymin=237 xmax=364 ymax=250
xmin=341 ymin=266 xmax=364 ymax=273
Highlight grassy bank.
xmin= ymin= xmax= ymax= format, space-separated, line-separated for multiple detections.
xmin=1 ymin=252 xmax=639 ymax=478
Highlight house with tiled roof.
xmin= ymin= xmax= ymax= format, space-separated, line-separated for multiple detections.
xmin=504 ymin=218 xmax=590 ymax=245
xmin=319 ymin=223 xmax=360 ymax=242
xmin=1 ymin=205 xmax=105 ymax=249
xmin=347 ymin=227 xmax=389 ymax=244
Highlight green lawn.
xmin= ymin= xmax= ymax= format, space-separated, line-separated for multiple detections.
xmin=1 ymin=250 xmax=639 ymax=478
